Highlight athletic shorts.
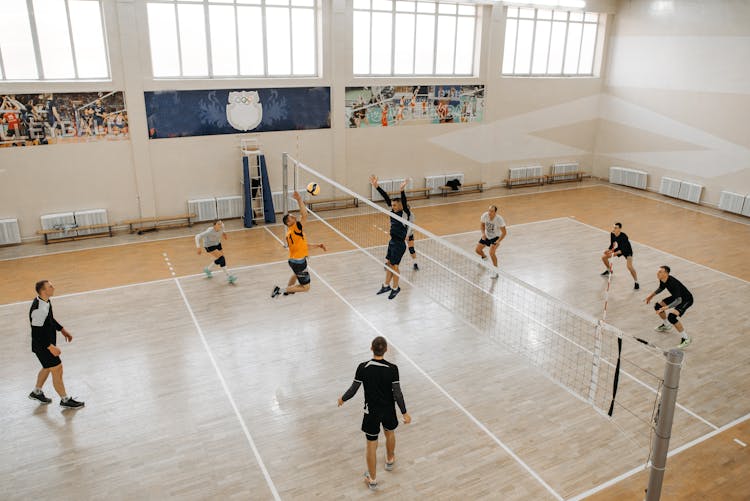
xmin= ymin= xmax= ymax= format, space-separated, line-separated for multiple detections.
xmin=33 ymin=348 xmax=61 ymax=369
xmin=288 ymin=258 xmax=311 ymax=285
xmin=609 ymin=248 xmax=633 ymax=258
xmin=662 ymin=296 xmax=693 ymax=317
xmin=205 ymin=243 xmax=223 ymax=252
xmin=386 ymin=239 xmax=407 ymax=265
xmin=361 ymin=406 xmax=398 ymax=440
xmin=478 ymin=236 xmax=500 ymax=247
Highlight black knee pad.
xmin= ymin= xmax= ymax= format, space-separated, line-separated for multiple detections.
xmin=667 ymin=312 xmax=679 ymax=325
xmin=216 ymin=256 xmax=226 ymax=267
xmin=409 ymin=247 xmax=416 ymax=255
xmin=653 ymin=303 xmax=661 ymax=312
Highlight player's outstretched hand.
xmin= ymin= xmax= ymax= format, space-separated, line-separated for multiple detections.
xmin=197 ymin=248 xmax=202 ymax=255
xmin=403 ymin=413 xmax=412 ymax=424
xmin=319 ymin=243 xmax=327 ymax=252
xmin=337 ymin=397 xmax=344 ymax=407
xmin=400 ymin=179 xmax=408 ymax=191
xmin=62 ymin=329 xmax=73 ymax=343
xmin=292 ymin=191 xmax=302 ymax=201
xmin=369 ymin=175 xmax=378 ymax=187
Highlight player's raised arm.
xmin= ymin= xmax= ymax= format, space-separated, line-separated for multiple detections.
xmin=293 ymin=191 xmax=308 ymax=225
xmin=371 ymin=174 xmax=392 ymax=205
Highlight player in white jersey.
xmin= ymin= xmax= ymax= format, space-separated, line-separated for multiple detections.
xmin=474 ymin=205 xmax=507 ymax=278
xmin=195 ymin=220 xmax=237 ymax=284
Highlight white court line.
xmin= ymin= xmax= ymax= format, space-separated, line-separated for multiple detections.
xmin=264 ymin=219 xmax=565 ymax=499
xmin=735 ymin=438 xmax=747 ymax=447
xmin=566 ymin=217 xmax=750 ymax=285
xmin=567 ymin=411 xmax=750 ymax=501
xmin=605 ymin=183 xmax=750 ymax=228
xmin=174 ymin=278 xmax=281 ymax=501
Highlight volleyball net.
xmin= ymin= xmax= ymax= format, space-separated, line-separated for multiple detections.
xmin=283 ymin=154 xmax=675 ymax=447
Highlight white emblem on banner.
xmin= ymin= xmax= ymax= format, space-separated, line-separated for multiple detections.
xmin=226 ymin=91 xmax=263 ymax=131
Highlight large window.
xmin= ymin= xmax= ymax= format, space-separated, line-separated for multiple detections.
xmin=353 ymin=0 xmax=477 ymax=76
xmin=146 ymin=0 xmax=318 ymax=78
xmin=502 ymin=7 xmax=600 ymax=76
xmin=0 ymin=0 xmax=109 ymax=81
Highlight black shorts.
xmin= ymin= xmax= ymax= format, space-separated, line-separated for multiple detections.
xmin=662 ymin=296 xmax=693 ymax=316
xmin=288 ymin=258 xmax=311 ymax=285
xmin=361 ymin=406 xmax=398 ymax=440
xmin=610 ymin=248 xmax=633 ymax=258
xmin=478 ymin=236 xmax=500 ymax=247
xmin=386 ymin=240 xmax=407 ymax=265
xmin=205 ymin=243 xmax=223 ymax=252
xmin=33 ymin=348 xmax=61 ymax=369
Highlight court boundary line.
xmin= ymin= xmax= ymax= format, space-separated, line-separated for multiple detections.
xmin=175 ymin=277 xmax=281 ymax=501
xmin=567 ymin=411 xmax=750 ymax=501
xmin=261 ymin=225 xmax=563 ymax=500
xmin=565 ymin=217 xmax=750 ymax=285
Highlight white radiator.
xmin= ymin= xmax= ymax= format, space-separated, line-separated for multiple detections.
xmin=659 ymin=177 xmax=682 ymax=198
xmin=425 ymin=175 xmax=446 ymax=195
xmin=272 ymin=191 xmax=299 ymax=213
xmin=74 ymin=209 xmax=108 ymax=236
xmin=188 ymin=198 xmax=218 ymax=222
xmin=0 ymin=218 xmax=21 ymax=245
xmin=718 ymin=191 xmax=746 ymax=214
xmin=216 ymin=195 xmax=243 ymax=219
xmin=40 ymin=212 xmax=76 ymax=240
xmin=508 ymin=166 xmax=542 ymax=186
xmin=609 ymin=166 xmax=647 ymax=190
xmin=677 ymin=181 xmax=703 ymax=204
xmin=551 ymin=162 xmax=579 ymax=181
xmin=444 ymin=172 xmax=464 ymax=189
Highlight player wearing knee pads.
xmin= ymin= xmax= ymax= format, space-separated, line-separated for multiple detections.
xmin=645 ymin=265 xmax=693 ymax=348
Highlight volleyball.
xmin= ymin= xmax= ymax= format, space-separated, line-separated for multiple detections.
xmin=306 ymin=182 xmax=320 ymax=196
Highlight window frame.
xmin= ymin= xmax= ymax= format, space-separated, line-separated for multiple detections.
xmin=353 ymin=0 xmax=479 ymax=77
xmin=502 ymin=7 xmax=600 ymax=77
xmin=0 ymin=0 xmax=111 ymax=82
xmin=145 ymin=0 xmax=319 ymax=79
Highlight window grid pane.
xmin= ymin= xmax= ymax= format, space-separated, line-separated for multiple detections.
xmin=355 ymin=1 xmax=476 ymax=77
xmin=503 ymin=7 xmax=601 ymax=77
xmin=146 ymin=0 xmax=317 ymax=78
xmin=0 ymin=0 xmax=110 ymax=81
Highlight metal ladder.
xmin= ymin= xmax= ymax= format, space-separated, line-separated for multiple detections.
xmin=241 ymin=138 xmax=265 ymax=223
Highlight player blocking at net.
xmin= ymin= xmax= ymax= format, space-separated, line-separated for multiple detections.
xmin=195 ymin=220 xmax=237 ymax=284
xmin=370 ymin=175 xmax=410 ymax=299
xmin=272 ymin=191 xmax=327 ymax=297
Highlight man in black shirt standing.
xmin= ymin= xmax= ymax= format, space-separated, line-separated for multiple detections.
xmin=645 ymin=266 xmax=693 ymax=349
xmin=601 ymin=222 xmax=640 ymax=289
xmin=28 ymin=280 xmax=84 ymax=408
xmin=338 ymin=336 xmax=411 ymax=490
xmin=370 ymin=175 xmax=410 ymax=300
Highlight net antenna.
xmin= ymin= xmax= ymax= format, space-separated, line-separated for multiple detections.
xmin=282 ymin=154 xmax=688 ymax=496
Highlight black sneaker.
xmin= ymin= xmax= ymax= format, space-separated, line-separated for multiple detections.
xmin=28 ymin=390 xmax=51 ymax=404
xmin=634 ymin=282 xmax=640 ymax=290
xmin=283 ymin=291 xmax=295 ymax=296
xmin=377 ymin=285 xmax=392 ymax=295
xmin=413 ymin=263 xmax=419 ymax=271
xmin=271 ymin=286 xmax=281 ymax=298
xmin=388 ymin=287 xmax=401 ymax=300
xmin=600 ymin=270 xmax=610 ymax=276
xmin=60 ymin=397 xmax=85 ymax=409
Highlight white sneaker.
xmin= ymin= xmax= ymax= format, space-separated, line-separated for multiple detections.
xmin=655 ymin=323 xmax=672 ymax=332
xmin=677 ymin=337 xmax=692 ymax=349
xmin=491 ymin=272 xmax=499 ymax=279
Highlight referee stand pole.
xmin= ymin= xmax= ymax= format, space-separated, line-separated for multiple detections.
xmin=646 ymin=348 xmax=685 ymax=501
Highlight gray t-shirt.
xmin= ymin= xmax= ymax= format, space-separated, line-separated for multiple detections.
xmin=480 ymin=212 xmax=506 ymax=239
xmin=195 ymin=224 xmax=224 ymax=248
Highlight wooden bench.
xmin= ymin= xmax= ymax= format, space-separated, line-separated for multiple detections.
xmin=386 ymin=188 xmax=432 ymax=200
xmin=504 ymin=176 xmax=545 ymax=189
xmin=545 ymin=171 xmax=585 ymax=184
xmin=306 ymin=197 xmax=359 ymax=212
xmin=122 ymin=213 xmax=196 ymax=234
xmin=37 ymin=223 xmax=114 ymax=244
xmin=439 ymin=182 xmax=486 ymax=197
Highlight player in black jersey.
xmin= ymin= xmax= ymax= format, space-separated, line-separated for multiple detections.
xmin=601 ymin=222 xmax=639 ymax=289
xmin=645 ymin=265 xmax=693 ymax=348
xmin=370 ymin=176 xmax=410 ymax=299
xmin=27 ymin=280 xmax=85 ymax=408
xmin=338 ymin=336 xmax=411 ymax=490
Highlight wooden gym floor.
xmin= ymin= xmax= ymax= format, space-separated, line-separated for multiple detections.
xmin=1 ymin=182 xmax=748 ymax=499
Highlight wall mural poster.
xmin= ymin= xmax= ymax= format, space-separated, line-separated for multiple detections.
xmin=345 ymin=85 xmax=484 ymax=128
xmin=0 ymin=91 xmax=128 ymax=148
xmin=145 ymin=87 xmax=331 ymax=139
